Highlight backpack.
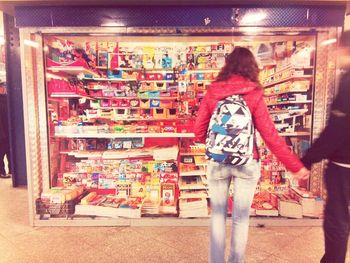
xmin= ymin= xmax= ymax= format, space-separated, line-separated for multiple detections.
xmin=205 ymin=94 xmax=254 ymax=166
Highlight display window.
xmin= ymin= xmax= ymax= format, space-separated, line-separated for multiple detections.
xmin=36 ymin=32 xmax=321 ymax=220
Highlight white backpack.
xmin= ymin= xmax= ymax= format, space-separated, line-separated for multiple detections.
xmin=205 ymin=95 xmax=254 ymax=166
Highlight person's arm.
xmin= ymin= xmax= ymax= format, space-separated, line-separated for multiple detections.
xmin=194 ymin=94 xmax=212 ymax=143
xmin=252 ymin=93 xmax=304 ymax=173
xmin=301 ymin=111 xmax=350 ymax=169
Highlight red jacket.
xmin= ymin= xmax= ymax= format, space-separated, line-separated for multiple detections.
xmin=194 ymin=75 xmax=304 ymax=173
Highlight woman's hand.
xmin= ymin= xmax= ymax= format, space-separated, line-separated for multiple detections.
xmin=293 ymin=167 xmax=310 ymax=181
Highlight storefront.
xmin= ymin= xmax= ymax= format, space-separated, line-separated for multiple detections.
xmin=16 ymin=5 xmax=345 ymax=226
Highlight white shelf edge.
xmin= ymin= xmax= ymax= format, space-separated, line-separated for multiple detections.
xmin=55 ymin=133 xmax=195 ymax=138
xmin=263 ymin=75 xmax=313 ymax=88
xmin=264 ymin=89 xmax=309 ymax=97
xmin=180 ymin=170 xmax=207 ymax=176
xmin=267 ymin=100 xmax=312 ymax=106
xmin=279 ymin=132 xmax=310 ymax=137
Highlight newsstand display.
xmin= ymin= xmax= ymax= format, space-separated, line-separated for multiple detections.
xmin=13 ymin=2 xmax=343 ymax=226
xmin=28 ymin=32 xmax=327 ymax=223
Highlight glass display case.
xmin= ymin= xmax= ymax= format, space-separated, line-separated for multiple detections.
xmin=41 ymin=33 xmax=317 ymax=219
xmin=18 ymin=24 xmax=339 ymax=226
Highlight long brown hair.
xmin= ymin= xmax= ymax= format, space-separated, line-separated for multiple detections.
xmin=216 ymin=46 xmax=261 ymax=87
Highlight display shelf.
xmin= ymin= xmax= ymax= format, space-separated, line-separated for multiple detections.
xmin=47 ymin=66 xmax=100 ymax=78
xmin=60 ymin=151 xmax=103 ymax=158
xmin=279 ymin=132 xmax=310 ymax=137
xmin=267 ymin=100 xmax=312 ymax=106
xmin=94 ymin=96 xmax=178 ymax=100
xmin=186 ymin=69 xmax=220 ymax=73
xmin=269 ymin=109 xmax=308 ymax=114
xmin=180 ymin=169 xmax=207 ymax=176
xmin=55 ymin=132 xmax=195 ymax=138
xmin=263 ymin=75 xmax=313 ymax=88
xmin=83 ymin=77 xmax=137 ymax=82
xmin=50 ymin=93 xmax=95 ymax=100
xmin=108 ymin=117 xmax=193 ymax=122
xmin=178 ymin=184 xmax=207 ymax=190
xmin=179 ymin=153 xmax=206 ymax=156
xmin=179 ymin=192 xmax=209 ymax=199
xmin=103 ymin=68 xmax=174 ymax=72
xmin=264 ymin=65 xmax=313 ymax=82
xmin=108 ymin=67 xmax=141 ymax=71
xmin=84 ymin=77 xmax=175 ymax=83
xmin=139 ymin=80 xmax=175 ymax=83
xmin=264 ymin=89 xmax=309 ymax=97
xmin=187 ymin=80 xmax=213 ymax=83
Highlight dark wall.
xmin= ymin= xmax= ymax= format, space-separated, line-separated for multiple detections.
xmin=4 ymin=13 xmax=27 ymax=186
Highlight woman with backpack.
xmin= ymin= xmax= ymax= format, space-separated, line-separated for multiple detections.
xmin=194 ymin=47 xmax=309 ymax=263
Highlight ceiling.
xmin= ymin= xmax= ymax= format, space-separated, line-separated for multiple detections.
xmin=0 ymin=0 xmax=347 ymax=15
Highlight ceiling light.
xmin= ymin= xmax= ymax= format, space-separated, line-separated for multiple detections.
xmin=241 ymin=12 xmax=267 ymax=24
xmin=101 ymin=22 xmax=125 ymax=27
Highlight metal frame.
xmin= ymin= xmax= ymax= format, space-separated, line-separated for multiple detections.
xmin=20 ymin=26 xmax=339 ymax=226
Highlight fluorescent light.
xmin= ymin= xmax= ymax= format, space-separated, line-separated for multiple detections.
xmin=101 ymin=22 xmax=125 ymax=27
xmin=241 ymin=12 xmax=267 ymax=24
xmin=89 ymin=33 xmax=116 ymax=36
xmin=0 ymin=36 xmax=5 ymax=45
xmin=321 ymin=38 xmax=337 ymax=46
xmin=240 ymin=27 xmax=264 ymax=35
xmin=284 ymin=32 xmax=300 ymax=36
xmin=23 ymin=39 xmax=40 ymax=48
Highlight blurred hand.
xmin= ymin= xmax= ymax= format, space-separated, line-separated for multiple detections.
xmin=293 ymin=167 xmax=310 ymax=181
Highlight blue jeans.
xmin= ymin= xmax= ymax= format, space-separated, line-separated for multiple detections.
xmin=207 ymin=160 xmax=260 ymax=263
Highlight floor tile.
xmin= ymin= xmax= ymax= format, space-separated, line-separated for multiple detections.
xmin=271 ymin=236 xmax=324 ymax=262
xmin=245 ymin=246 xmax=272 ymax=263
xmin=247 ymin=227 xmax=304 ymax=254
xmin=7 ymin=227 xmax=114 ymax=263
xmin=0 ymin=235 xmax=32 ymax=263
xmin=153 ymin=227 xmax=209 ymax=261
xmin=258 ymin=255 xmax=293 ymax=263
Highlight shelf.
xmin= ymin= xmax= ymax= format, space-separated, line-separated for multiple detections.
xmin=55 ymin=132 xmax=195 ymax=138
xmin=267 ymin=100 xmax=312 ymax=106
xmin=108 ymin=117 xmax=193 ymax=122
xmin=264 ymin=89 xmax=309 ymax=97
xmin=268 ymin=109 xmax=308 ymax=114
xmin=279 ymin=132 xmax=310 ymax=137
xmin=50 ymin=93 xmax=95 ymax=100
xmin=264 ymin=65 xmax=313 ymax=82
xmin=180 ymin=170 xmax=206 ymax=176
xmin=95 ymin=96 xmax=178 ymax=100
xmin=84 ymin=77 xmax=175 ymax=83
xmin=179 ymin=193 xmax=208 ymax=199
xmin=84 ymin=77 xmax=137 ymax=82
xmin=47 ymin=66 xmax=100 ymax=78
xmin=186 ymin=69 xmax=220 ymax=73
xmin=179 ymin=153 xmax=206 ymax=156
xmin=263 ymin=75 xmax=313 ymax=88
xmin=60 ymin=151 xmax=103 ymax=158
xmin=179 ymin=184 xmax=207 ymax=190
xmin=62 ymin=151 xmax=153 ymax=159
xmin=105 ymin=68 xmax=174 ymax=72
xmin=139 ymin=80 xmax=175 ymax=83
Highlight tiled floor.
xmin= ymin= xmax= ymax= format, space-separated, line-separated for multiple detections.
xmin=0 ymin=179 xmax=349 ymax=263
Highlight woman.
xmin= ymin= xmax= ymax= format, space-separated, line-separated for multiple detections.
xmin=194 ymin=47 xmax=309 ymax=263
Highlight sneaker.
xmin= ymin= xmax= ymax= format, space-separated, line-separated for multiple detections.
xmin=0 ymin=174 xmax=11 ymax=179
